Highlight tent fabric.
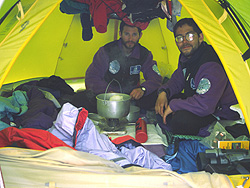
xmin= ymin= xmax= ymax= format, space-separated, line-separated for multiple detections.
xmin=227 ymin=0 xmax=250 ymax=45
xmin=0 ymin=0 xmax=20 ymax=24
xmin=0 ymin=146 xmax=235 ymax=187
xmin=0 ymin=1 xmax=250 ymax=127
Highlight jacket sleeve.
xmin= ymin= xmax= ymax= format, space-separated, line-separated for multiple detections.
xmin=85 ymin=47 xmax=112 ymax=94
xmin=169 ymin=62 xmax=228 ymax=116
xmin=140 ymin=52 xmax=162 ymax=96
xmin=158 ymin=63 xmax=185 ymax=98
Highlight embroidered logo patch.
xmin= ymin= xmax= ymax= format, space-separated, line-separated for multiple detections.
xmin=182 ymin=68 xmax=186 ymax=77
xmin=152 ymin=64 xmax=161 ymax=76
xmin=196 ymin=78 xmax=211 ymax=94
xmin=130 ymin=65 xmax=141 ymax=75
xmin=190 ymin=78 xmax=196 ymax=90
xmin=109 ymin=60 xmax=120 ymax=74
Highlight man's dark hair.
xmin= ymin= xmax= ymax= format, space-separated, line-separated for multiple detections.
xmin=119 ymin=21 xmax=142 ymax=35
xmin=173 ymin=18 xmax=202 ymax=37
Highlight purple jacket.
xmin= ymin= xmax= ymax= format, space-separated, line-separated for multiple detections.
xmin=85 ymin=39 xmax=162 ymax=96
xmin=159 ymin=54 xmax=239 ymax=120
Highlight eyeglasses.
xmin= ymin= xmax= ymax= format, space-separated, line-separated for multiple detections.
xmin=175 ymin=32 xmax=196 ymax=43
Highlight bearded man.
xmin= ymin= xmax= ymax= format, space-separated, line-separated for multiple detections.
xmin=155 ymin=18 xmax=240 ymax=135
xmin=85 ymin=21 xmax=162 ymax=110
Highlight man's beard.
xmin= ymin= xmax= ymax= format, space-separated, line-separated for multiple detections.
xmin=121 ymin=39 xmax=139 ymax=50
xmin=180 ymin=43 xmax=199 ymax=57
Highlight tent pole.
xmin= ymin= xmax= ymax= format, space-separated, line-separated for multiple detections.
xmin=219 ymin=0 xmax=250 ymax=47
xmin=0 ymin=0 xmax=20 ymax=24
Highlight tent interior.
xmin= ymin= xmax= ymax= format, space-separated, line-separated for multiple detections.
xmin=0 ymin=0 xmax=250 ymax=187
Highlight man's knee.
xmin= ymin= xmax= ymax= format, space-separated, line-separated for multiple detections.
xmin=170 ymin=110 xmax=200 ymax=135
xmin=136 ymin=90 xmax=158 ymax=110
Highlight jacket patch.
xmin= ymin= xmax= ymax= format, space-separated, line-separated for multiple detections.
xmin=196 ymin=78 xmax=211 ymax=94
xmin=109 ymin=60 xmax=120 ymax=74
xmin=190 ymin=78 xmax=196 ymax=90
xmin=130 ymin=65 xmax=141 ymax=75
xmin=152 ymin=64 xmax=161 ymax=76
xmin=182 ymin=68 xmax=186 ymax=77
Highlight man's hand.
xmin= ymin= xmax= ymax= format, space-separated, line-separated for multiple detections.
xmin=162 ymin=106 xmax=173 ymax=124
xmin=155 ymin=92 xmax=168 ymax=116
xmin=130 ymin=88 xmax=144 ymax=100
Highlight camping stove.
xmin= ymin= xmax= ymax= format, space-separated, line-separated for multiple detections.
xmin=98 ymin=117 xmax=128 ymax=134
xmin=95 ymin=92 xmax=131 ymax=134
xmin=88 ymin=113 xmax=128 ymax=134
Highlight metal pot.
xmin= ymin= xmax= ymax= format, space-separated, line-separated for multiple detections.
xmin=126 ymin=105 xmax=140 ymax=123
xmin=96 ymin=93 xmax=131 ymax=119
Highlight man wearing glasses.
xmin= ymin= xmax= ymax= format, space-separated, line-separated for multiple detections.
xmin=155 ymin=18 xmax=240 ymax=135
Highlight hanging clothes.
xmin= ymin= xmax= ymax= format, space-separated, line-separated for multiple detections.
xmin=74 ymin=0 xmax=149 ymax=32
xmin=122 ymin=0 xmax=172 ymax=23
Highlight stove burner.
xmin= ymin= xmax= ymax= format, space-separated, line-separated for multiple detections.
xmin=107 ymin=118 xmax=119 ymax=127
xmin=98 ymin=117 xmax=128 ymax=132
xmin=88 ymin=113 xmax=129 ymax=133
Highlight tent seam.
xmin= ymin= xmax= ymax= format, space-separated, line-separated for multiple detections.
xmin=0 ymin=0 xmax=62 ymax=88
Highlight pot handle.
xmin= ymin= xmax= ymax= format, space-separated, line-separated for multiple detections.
xmin=104 ymin=79 xmax=122 ymax=101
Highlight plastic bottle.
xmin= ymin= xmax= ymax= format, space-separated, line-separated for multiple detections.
xmin=135 ymin=118 xmax=148 ymax=143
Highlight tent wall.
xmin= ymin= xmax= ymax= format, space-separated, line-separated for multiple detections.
xmin=56 ymin=17 xmax=173 ymax=79
xmin=0 ymin=0 xmax=173 ymax=84
xmin=228 ymin=0 xmax=250 ymax=55
xmin=0 ymin=0 xmax=62 ymax=85
xmin=0 ymin=0 xmax=19 ymax=22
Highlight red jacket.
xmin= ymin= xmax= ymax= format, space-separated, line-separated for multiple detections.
xmin=0 ymin=127 xmax=74 ymax=150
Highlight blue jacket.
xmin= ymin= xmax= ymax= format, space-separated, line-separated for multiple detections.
xmin=49 ymin=102 xmax=172 ymax=170
xmin=0 ymin=90 xmax=28 ymax=131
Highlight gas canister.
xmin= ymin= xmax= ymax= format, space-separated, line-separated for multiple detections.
xmin=135 ymin=118 xmax=148 ymax=143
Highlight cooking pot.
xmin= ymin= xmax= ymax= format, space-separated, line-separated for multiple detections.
xmin=126 ymin=105 xmax=140 ymax=123
xmin=96 ymin=93 xmax=131 ymax=119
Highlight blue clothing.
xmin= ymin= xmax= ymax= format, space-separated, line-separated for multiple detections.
xmin=0 ymin=90 xmax=28 ymax=131
xmin=49 ymin=102 xmax=172 ymax=170
xmin=60 ymin=0 xmax=90 ymax=14
xmin=164 ymin=140 xmax=208 ymax=174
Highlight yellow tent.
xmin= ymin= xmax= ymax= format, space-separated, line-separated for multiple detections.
xmin=1 ymin=1 xmax=250 ymax=186
xmin=0 ymin=0 xmax=250 ymax=129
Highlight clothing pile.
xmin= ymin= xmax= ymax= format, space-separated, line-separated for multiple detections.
xmin=0 ymin=75 xmax=173 ymax=171
xmin=0 ymin=75 xmax=97 ymax=131
xmin=0 ymin=102 xmax=172 ymax=171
